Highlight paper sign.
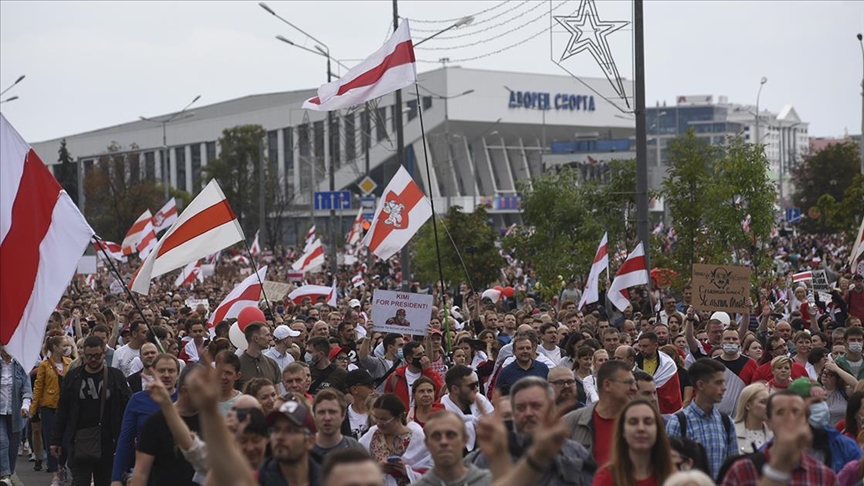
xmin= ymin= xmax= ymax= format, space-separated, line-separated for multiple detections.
xmin=818 ymin=292 xmax=833 ymax=303
xmin=262 ymin=281 xmax=293 ymax=301
xmin=76 ymin=255 xmax=97 ymax=274
xmin=811 ymin=269 xmax=830 ymax=292
xmin=692 ymin=264 xmax=751 ymax=314
xmin=185 ymin=298 xmax=210 ymax=310
xmin=371 ymin=289 xmax=434 ymax=336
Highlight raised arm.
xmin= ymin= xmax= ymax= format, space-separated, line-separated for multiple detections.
xmin=684 ymin=306 xmax=701 ymax=356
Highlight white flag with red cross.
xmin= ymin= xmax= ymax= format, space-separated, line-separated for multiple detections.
xmin=362 ymin=165 xmax=432 ymax=261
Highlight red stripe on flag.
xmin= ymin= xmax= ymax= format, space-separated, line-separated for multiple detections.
xmin=125 ymin=218 xmax=150 ymax=237
xmin=0 ymin=149 xmax=62 ymax=343
xmin=157 ymin=201 xmax=236 ymax=258
xmin=368 ymin=182 xmax=423 ymax=251
xmin=301 ymin=246 xmax=324 ymax=268
xmin=616 ymin=255 xmax=647 ymax=276
xmin=210 ymin=284 xmax=262 ymax=326
xmin=593 ymin=244 xmax=608 ymax=264
xmin=307 ymin=40 xmax=415 ymax=105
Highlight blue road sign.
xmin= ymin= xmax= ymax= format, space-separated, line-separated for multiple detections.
xmin=786 ymin=207 xmax=801 ymax=223
xmin=314 ymin=191 xmax=352 ymax=211
xmin=360 ymin=196 xmax=377 ymax=221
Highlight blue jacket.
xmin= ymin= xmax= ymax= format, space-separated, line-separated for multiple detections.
xmin=0 ymin=358 xmax=32 ymax=433
xmin=824 ymin=425 xmax=862 ymax=473
xmin=111 ymin=389 xmax=178 ymax=481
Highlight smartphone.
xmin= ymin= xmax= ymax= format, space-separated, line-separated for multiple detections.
xmin=386 ymin=456 xmax=401 ymax=463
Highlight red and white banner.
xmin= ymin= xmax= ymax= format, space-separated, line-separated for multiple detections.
xmin=303 ymin=20 xmax=416 ymax=112
xmin=136 ymin=218 xmax=157 ymax=259
xmin=130 ymin=179 xmax=244 ymax=294
xmin=850 ymin=216 xmax=864 ymax=271
xmin=792 ymin=271 xmax=812 ymax=283
xmin=287 ymin=284 xmax=333 ymax=305
xmin=579 ymin=232 xmax=608 ymax=309
xmin=93 ymin=240 xmax=126 ymax=262
xmin=84 ymin=274 xmax=98 ymax=290
xmin=174 ymin=260 xmax=202 ymax=287
xmin=208 ymin=266 xmax=267 ymax=326
xmin=250 ymin=230 xmax=261 ymax=256
xmin=205 ymin=251 xmax=221 ymax=265
xmin=304 ymin=225 xmax=317 ymax=253
xmin=328 ymin=278 xmax=338 ymax=307
xmin=362 ymin=165 xmax=432 ymax=261
xmin=153 ymin=198 xmax=178 ymax=233
xmin=352 ymin=272 xmax=365 ymax=288
xmin=0 ymin=114 xmax=95 ymax=368
xmin=608 ymin=242 xmax=649 ymax=312
xmin=654 ymin=350 xmax=683 ymax=414
xmin=345 ymin=206 xmax=364 ymax=247
xmin=231 ymin=254 xmax=250 ymax=266
xmin=292 ymin=238 xmax=325 ymax=273
xmin=121 ymin=210 xmax=153 ymax=255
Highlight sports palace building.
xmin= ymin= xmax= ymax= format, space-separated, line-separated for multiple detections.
xmin=32 ymin=67 xmax=640 ymax=244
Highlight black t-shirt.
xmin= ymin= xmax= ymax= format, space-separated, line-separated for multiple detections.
xmin=310 ymin=364 xmax=348 ymax=394
xmin=137 ymin=410 xmax=200 ymax=486
xmin=76 ymin=368 xmax=107 ymax=429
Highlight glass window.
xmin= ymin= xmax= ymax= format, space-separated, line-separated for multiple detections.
xmin=144 ymin=152 xmax=156 ymax=181
xmin=376 ymin=107 xmax=387 ymax=141
xmin=298 ymin=124 xmax=310 ymax=157
xmin=283 ymin=127 xmax=294 ymax=188
xmin=191 ymin=144 xmax=201 ymax=191
xmin=422 ymin=96 xmax=433 ymax=110
xmin=175 ymin=147 xmax=186 ymax=191
xmin=206 ymin=141 xmax=216 ymax=163
xmin=407 ymin=99 xmax=418 ymax=121
xmin=313 ymin=121 xmax=325 ymax=159
xmin=268 ymin=130 xmax=279 ymax=170
xmin=391 ymin=105 xmax=399 ymax=133
xmin=361 ymin=109 xmax=371 ymax=150
xmin=345 ymin=113 xmax=356 ymax=162
xmin=128 ymin=153 xmax=140 ymax=183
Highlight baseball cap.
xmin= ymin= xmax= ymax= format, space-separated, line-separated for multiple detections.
xmin=273 ymin=325 xmax=300 ymax=340
xmin=853 ymin=274 xmax=863 ymax=281
xmin=787 ymin=377 xmax=815 ymax=399
xmin=266 ymin=400 xmax=316 ymax=433
xmin=345 ymin=369 xmax=376 ymax=388
xmin=429 ymin=329 xmax=443 ymax=337
xmin=328 ymin=346 xmax=350 ymax=361
xmin=710 ymin=311 xmax=731 ymax=327
xmin=349 ymin=299 xmax=361 ymax=308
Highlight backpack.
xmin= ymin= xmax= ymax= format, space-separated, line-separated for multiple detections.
xmin=716 ymin=451 xmax=768 ymax=484
xmin=674 ymin=410 xmax=733 ymax=476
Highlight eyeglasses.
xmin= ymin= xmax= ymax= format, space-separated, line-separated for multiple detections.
xmin=335 ymin=356 xmax=349 ymax=362
xmin=550 ymin=379 xmax=577 ymax=387
xmin=373 ymin=415 xmax=397 ymax=425
xmin=84 ymin=352 xmax=104 ymax=361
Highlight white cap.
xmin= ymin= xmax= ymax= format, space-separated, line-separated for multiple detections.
xmin=349 ymin=299 xmax=361 ymax=308
xmin=710 ymin=311 xmax=731 ymax=327
xmin=273 ymin=325 xmax=300 ymax=340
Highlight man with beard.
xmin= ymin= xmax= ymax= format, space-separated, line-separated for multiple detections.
xmin=261 ymin=400 xmax=320 ymax=486
xmin=127 ymin=342 xmax=159 ymax=393
xmin=307 ymin=337 xmax=347 ymax=394
xmin=439 ymin=366 xmax=494 ymax=452
xmin=384 ymin=341 xmax=442 ymax=410
xmin=547 ymin=366 xmax=581 ymax=413
xmin=416 ymin=411 xmax=492 ymax=486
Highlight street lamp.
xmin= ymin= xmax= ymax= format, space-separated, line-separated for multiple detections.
xmin=0 ymin=74 xmax=25 ymax=97
xmin=139 ymin=95 xmax=201 ymax=199
xmin=755 ymin=76 xmax=767 ymax=145
xmin=653 ymin=111 xmax=666 ymax=167
xmin=857 ymin=33 xmax=863 ymax=174
xmin=414 ymin=16 xmax=474 ymax=46
xmin=0 ymin=96 xmax=18 ymax=104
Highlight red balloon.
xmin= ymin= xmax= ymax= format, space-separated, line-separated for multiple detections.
xmin=237 ymin=306 xmax=266 ymax=331
xmin=494 ymin=285 xmax=504 ymax=292
xmin=502 ymin=286 xmax=515 ymax=298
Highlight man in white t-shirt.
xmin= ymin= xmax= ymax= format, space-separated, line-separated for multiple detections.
xmin=112 ymin=320 xmax=149 ymax=377
xmin=537 ymin=322 xmax=562 ymax=366
xmin=343 ymin=369 xmax=376 ymax=439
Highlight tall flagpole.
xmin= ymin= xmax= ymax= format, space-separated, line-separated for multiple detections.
xmin=634 ymin=0 xmax=651 ymax=277
xmin=393 ymin=0 xmax=410 ymax=291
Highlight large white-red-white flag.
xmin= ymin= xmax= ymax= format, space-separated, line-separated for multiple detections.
xmin=93 ymin=240 xmax=126 ymax=262
xmin=136 ymin=218 xmax=157 ymax=259
xmin=851 ymin=215 xmax=864 ymax=271
xmin=121 ymin=210 xmax=153 ymax=255
xmin=250 ymin=230 xmax=261 ymax=256
xmin=129 ymin=179 xmax=244 ymax=294
xmin=208 ymin=266 xmax=267 ymax=326
xmin=292 ymin=238 xmax=325 ymax=273
xmin=304 ymin=226 xmax=317 ymax=253
xmin=287 ymin=284 xmax=333 ymax=305
xmin=328 ymin=278 xmax=338 ymax=307
xmin=345 ymin=206 xmax=365 ymax=247
xmin=607 ymin=242 xmax=649 ymax=312
xmin=174 ymin=260 xmax=203 ymax=287
xmin=579 ymin=233 xmax=609 ymax=309
xmin=153 ymin=198 xmax=178 ymax=233
xmin=303 ymin=20 xmax=416 ymax=112
xmin=362 ymin=165 xmax=432 ymax=261
xmin=0 ymin=114 xmax=95 ymax=367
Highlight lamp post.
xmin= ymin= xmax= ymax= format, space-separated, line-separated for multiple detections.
xmin=653 ymin=111 xmax=666 ymax=167
xmin=0 ymin=96 xmax=18 ymax=104
xmin=140 ymin=95 xmax=201 ymax=199
xmin=857 ymin=33 xmax=863 ymax=174
xmin=755 ymin=77 xmax=767 ymax=146
xmin=0 ymin=74 xmax=24 ymax=97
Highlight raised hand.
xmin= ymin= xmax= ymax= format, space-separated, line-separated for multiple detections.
xmin=145 ymin=378 xmax=172 ymax=407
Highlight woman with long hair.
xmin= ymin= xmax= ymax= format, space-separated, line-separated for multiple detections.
xmin=821 ymin=361 xmax=858 ymax=428
xmin=841 ymin=392 xmax=864 ymax=441
xmin=592 ymin=399 xmax=674 ymax=486
xmin=733 ymin=383 xmax=772 ymax=454
xmin=359 ymin=393 xmax=432 ymax=486
xmin=405 ymin=376 xmax=443 ymax=428
xmin=741 ymin=334 xmax=763 ymax=363
xmin=243 ymin=378 xmax=278 ymax=416
xmin=31 ymin=336 xmax=72 ymax=484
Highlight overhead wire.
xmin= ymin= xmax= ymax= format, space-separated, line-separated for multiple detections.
xmin=401 ymin=0 xmax=511 ymax=24
xmin=413 ymin=1 xmax=547 ymax=41
xmin=409 ymin=0 xmax=531 ymax=33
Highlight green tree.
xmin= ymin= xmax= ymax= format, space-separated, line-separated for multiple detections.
xmin=412 ymin=205 xmax=504 ymax=289
xmin=55 ymin=139 xmax=78 ymax=206
xmin=817 ymin=173 xmax=864 ymax=238
xmin=792 ymin=141 xmax=862 ymax=232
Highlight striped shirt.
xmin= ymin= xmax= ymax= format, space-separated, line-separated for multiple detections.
xmin=666 ymin=401 xmax=738 ymax=480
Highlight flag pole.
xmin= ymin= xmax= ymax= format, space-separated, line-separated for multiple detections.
xmin=242 ymin=239 xmax=275 ymax=320
xmin=413 ymin=83 xmax=450 ymax=351
xmin=92 ymin=236 xmax=165 ymax=353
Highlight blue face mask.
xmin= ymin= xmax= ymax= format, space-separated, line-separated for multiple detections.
xmin=809 ymin=401 xmax=830 ymax=428
xmin=396 ymin=348 xmax=403 ymax=360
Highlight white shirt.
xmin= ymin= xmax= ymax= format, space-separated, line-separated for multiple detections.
xmin=263 ymin=347 xmax=295 ymax=371
xmin=347 ymin=404 xmax=369 ymax=439
xmin=112 ymin=344 xmax=140 ymax=377
xmin=583 ymin=374 xmax=599 ymax=404
xmin=537 ymin=345 xmax=562 ymax=366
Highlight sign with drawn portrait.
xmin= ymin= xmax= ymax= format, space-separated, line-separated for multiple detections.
xmin=371 ymin=289 xmax=433 ymax=336
xmin=692 ymin=264 xmax=751 ymax=314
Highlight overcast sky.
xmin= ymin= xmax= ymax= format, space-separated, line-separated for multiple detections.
xmin=1 ymin=1 xmax=861 ymax=144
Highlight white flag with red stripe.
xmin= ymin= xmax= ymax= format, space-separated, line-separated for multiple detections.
xmin=129 ymin=179 xmax=244 ymax=294
xmin=207 ymin=266 xmax=267 ymax=326
xmin=304 ymin=226 xmax=317 ymax=253
xmin=607 ymin=242 xmax=649 ymax=312
xmin=153 ymin=198 xmax=178 ymax=233
xmin=287 ymin=284 xmax=333 ymax=305
xmin=136 ymin=218 xmax=157 ymax=259
xmin=654 ymin=350 xmax=683 ymax=414
xmin=352 ymin=272 xmax=365 ymax=288
xmin=84 ymin=274 xmax=97 ymax=290
xmin=292 ymin=238 xmax=325 ymax=273
xmin=792 ymin=271 xmax=812 ymax=283
xmin=93 ymin=240 xmax=126 ymax=262
xmin=121 ymin=210 xmax=153 ymax=255
xmin=362 ymin=165 xmax=432 ymax=261
xmin=0 ymin=114 xmax=95 ymax=368
xmin=329 ymin=278 xmax=338 ymax=307
xmin=345 ymin=206 xmax=364 ymax=247
xmin=850 ymin=215 xmax=864 ymax=270
xmin=250 ymin=230 xmax=261 ymax=256
xmin=579 ymin=233 xmax=609 ymax=309
xmin=303 ymin=20 xmax=416 ymax=111
xmin=174 ymin=260 xmax=203 ymax=287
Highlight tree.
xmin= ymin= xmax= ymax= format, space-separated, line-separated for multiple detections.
xmin=412 ymin=205 xmax=504 ymax=289
xmin=816 ymin=173 xmax=864 ymax=239
xmin=792 ymin=141 xmax=861 ymax=233
xmin=55 ymin=139 xmax=78 ymax=206
xmin=662 ymin=130 xmax=776 ymax=281
xmin=202 ymin=125 xmax=268 ymax=240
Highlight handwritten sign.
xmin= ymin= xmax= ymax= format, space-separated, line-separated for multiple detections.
xmin=811 ymin=269 xmax=830 ymax=292
xmin=262 ymin=281 xmax=293 ymax=301
xmin=371 ymin=289 xmax=434 ymax=336
xmin=692 ymin=264 xmax=751 ymax=314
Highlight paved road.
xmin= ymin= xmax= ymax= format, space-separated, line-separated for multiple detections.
xmin=10 ymin=450 xmax=56 ymax=486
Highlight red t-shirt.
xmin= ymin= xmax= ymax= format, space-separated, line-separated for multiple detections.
xmin=592 ymin=410 xmax=616 ymax=468
xmin=592 ymin=467 xmax=658 ymax=486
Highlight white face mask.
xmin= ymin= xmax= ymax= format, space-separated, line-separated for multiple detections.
xmin=63 ymin=347 xmax=72 ymax=357
xmin=848 ymin=342 xmax=863 ymax=355
xmin=809 ymin=401 xmax=830 ymax=428
xmin=722 ymin=344 xmax=739 ymax=355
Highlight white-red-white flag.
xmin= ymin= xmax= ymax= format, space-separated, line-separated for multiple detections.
xmin=287 ymin=284 xmax=333 ymax=305
xmin=84 ymin=274 xmax=98 ymax=290
xmin=0 ymin=114 xmax=95 ymax=368
xmin=607 ymin=242 xmax=649 ymax=312
xmin=93 ymin=240 xmax=126 ymax=262
xmin=850 ymin=215 xmax=864 ymax=270
xmin=304 ymin=226 xmax=317 ymax=253
xmin=129 ymin=179 xmax=244 ymax=294
xmin=121 ymin=210 xmax=153 ymax=255
xmin=352 ymin=272 xmax=365 ymax=288
xmin=205 ymin=251 xmax=221 ymax=265
xmin=345 ymin=206 xmax=365 ymax=247
xmin=231 ymin=254 xmax=250 ymax=266
xmin=174 ymin=260 xmax=203 ymax=287
xmin=792 ymin=271 xmax=812 ymax=283
xmin=292 ymin=238 xmax=325 ymax=273
xmin=207 ymin=266 xmax=267 ymax=327
xmin=153 ymin=198 xmax=178 ymax=233
xmin=303 ymin=20 xmax=416 ymax=112
xmin=250 ymin=230 xmax=261 ymax=256
xmin=328 ymin=278 xmax=338 ymax=307
xmin=579 ymin=233 xmax=609 ymax=309
xmin=136 ymin=218 xmax=157 ymax=259
xmin=362 ymin=165 xmax=432 ymax=261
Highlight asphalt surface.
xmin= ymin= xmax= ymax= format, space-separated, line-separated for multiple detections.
xmin=9 ymin=448 xmax=57 ymax=486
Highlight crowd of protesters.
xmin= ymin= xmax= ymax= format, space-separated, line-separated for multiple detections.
xmin=1 ymin=230 xmax=864 ymax=486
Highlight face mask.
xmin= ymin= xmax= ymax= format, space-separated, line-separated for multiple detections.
xmin=396 ymin=349 xmax=404 ymax=360
xmin=63 ymin=347 xmax=72 ymax=357
xmin=304 ymin=352 xmax=314 ymax=365
xmin=848 ymin=343 xmax=863 ymax=354
xmin=809 ymin=401 xmax=830 ymax=428
xmin=411 ymin=358 xmax=423 ymax=369
xmin=722 ymin=344 xmax=739 ymax=355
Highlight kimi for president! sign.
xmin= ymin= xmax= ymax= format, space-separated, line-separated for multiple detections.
xmin=371 ymin=289 xmax=434 ymax=336
xmin=692 ymin=264 xmax=751 ymax=314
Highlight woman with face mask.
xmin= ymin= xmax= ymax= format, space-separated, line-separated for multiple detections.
xmin=30 ymin=336 xmax=72 ymax=485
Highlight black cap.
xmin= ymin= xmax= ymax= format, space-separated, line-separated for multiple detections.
xmin=345 ymin=369 xmax=376 ymax=388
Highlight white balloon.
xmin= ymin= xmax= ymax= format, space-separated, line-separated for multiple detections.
xmin=229 ymin=322 xmax=247 ymax=351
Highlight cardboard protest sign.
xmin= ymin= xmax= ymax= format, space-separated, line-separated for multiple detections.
xmin=811 ymin=269 xmax=830 ymax=292
xmin=692 ymin=264 xmax=751 ymax=314
xmin=185 ymin=298 xmax=210 ymax=311
xmin=371 ymin=289 xmax=434 ymax=336
xmin=262 ymin=281 xmax=293 ymax=301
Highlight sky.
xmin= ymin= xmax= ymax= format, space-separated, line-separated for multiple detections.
xmin=1 ymin=0 xmax=862 ymax=144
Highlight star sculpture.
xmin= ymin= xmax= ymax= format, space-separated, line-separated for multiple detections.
xmin=554 ymin=0 xmax=629 ymax=106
